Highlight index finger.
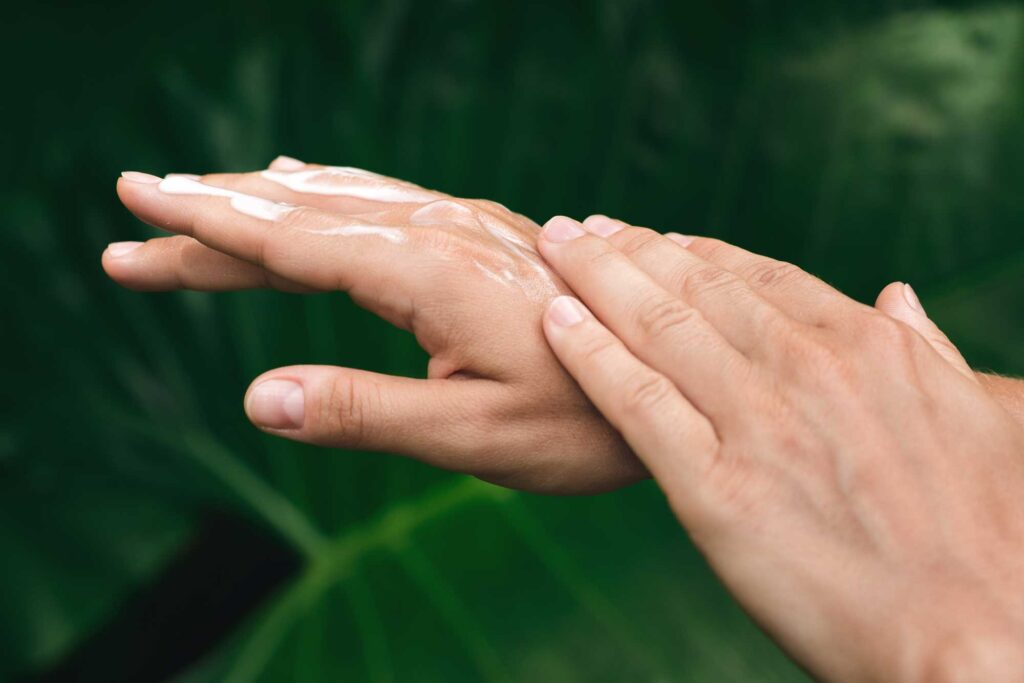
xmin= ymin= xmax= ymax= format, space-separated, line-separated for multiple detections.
xmin=117 ymin=173 xmax=423 ymax=326
xmin=678 ymin=234 xmax=862 ymax=327
xmin=582 ymin=216 xmax=859 ymax=327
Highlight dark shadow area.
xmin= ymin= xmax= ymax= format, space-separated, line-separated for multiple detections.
xmin=28 ymin=511 xmax=301 ymax=683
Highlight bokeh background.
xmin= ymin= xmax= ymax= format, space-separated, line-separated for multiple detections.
xmin=3 ymin=1 xmax=1024 ymax=680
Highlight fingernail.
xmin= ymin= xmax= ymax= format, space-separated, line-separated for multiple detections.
xmin=548 ymin=295 xmax=587 ymax=327
xmin=120 ymin=171 xmax=162 ymax=184
xmin=247 ymin=379 xmax=305 ymax=429
xmin=666 ymin=233 xmax=695 ymax=247
xmin=269 ymin=155 xmax=305 ymax=171
xmin=165 ymin=173 xmax=202 ymax=180
xmin=106 ymin=241 xmax=143 ymax=257
xmin=903 ymin=283 xmax=923 ymax=312
xmin=583 ymin=215 xmax=625 ymax=237
xmin=542 ymin=216 xmax=586 ymax=243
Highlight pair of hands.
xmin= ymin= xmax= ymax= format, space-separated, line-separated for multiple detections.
xmin=107 ymin=159 xmax=1024 ymax=681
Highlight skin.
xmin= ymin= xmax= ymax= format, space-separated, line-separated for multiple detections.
xmin=109 ymin=160 xmax=642 ymax=494
xmin=108 ymin=160 xmax=1024 ymax=679
xmin=537 ymin=215 xmax=1024 ymax=682
xmin=107 ymin=159 xmax=1024 ymax=498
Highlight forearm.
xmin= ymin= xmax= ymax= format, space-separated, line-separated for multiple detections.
xmin=977 ymin=373 xmax=1024 ymax=424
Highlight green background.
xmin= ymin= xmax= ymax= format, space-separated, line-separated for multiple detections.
xmin=3 ymin=1 xmax=1024 ymax=680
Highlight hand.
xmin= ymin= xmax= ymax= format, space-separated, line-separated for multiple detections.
xmin=873 ymin=282 xmax=1024 ymax=424
xmin=104 ymin=159 xmax=643 ymax=493
xmin=536 ymin=216 xmax=1024 ymax=682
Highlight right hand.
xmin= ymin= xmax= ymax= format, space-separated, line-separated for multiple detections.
xmin=580 ymin=216 xmax=1024 ymax=426
xmin=537 ymin=217 xmax=1024 ymax=682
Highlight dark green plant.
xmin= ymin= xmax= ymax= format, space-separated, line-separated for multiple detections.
xmin=2 ymin=1 xmax=1022 ymax=680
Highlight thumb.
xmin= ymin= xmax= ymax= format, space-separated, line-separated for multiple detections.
xmin=874 ymin=281 xmax=975 ymax=381
xmin=244 ymin=365 xmax=501 ymax=469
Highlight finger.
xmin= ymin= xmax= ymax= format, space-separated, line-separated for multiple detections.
xmin=538 ymin=216 xmax=753 ymax=422
xmin=579 ymin=215 xmax=796 ymax=359
xmin=195 ymin=163 xmax=444 ymax=217
xmin=541 ymin=295 xmax=719 ymax=500
xmin=116 ymin=172 xmax=419 ymax=325
xmin=267 ymin=155 xmax=307 ymax=171
xmin=244 ymin=365 xmax=509 ymax=473
xmin=874 ymin=281 xmax=975 ymax=381
xmin=102 ymin=235 xmax=312 ymax=292
xmin=608 ymin=220 xmax=851 ymax=327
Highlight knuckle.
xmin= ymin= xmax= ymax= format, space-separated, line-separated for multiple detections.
xmin=633 ymin=295 xmax=704 ymax=343
xmin=744 ymin=260 xmax=804 ymax=289
xmin=320 ymin=375 xmax=377 ymax=447
xmin=671 ymin=263 xmax=738 ymax=298
xmin=581 ymin=243 xmax=622 ymax=272
xmin=687 ymin=237 xmax=726 ymax=259
xmin=613 ymin=228 xmax=661 ymax=256
xmin=790 ymin=333 xmax=859 ymax=389
xmin=692 ymin=264 xmax=735 ymax=290
xmin=577 ymin=335 xmax=621 ymax=367
xmin=866 ymin=314 xmax=922 ymax=356
xmin=620 ymin=372 xmax=677 ymax=417
xmin=278 ymin=205 xmax=317 ymax=231
xmin=175 ymin=239 xmax=208 ymax=288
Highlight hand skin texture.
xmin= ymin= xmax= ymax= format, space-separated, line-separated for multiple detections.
xmin=107 ymin=159 xmax=1024 ymax=499
xmin=537 ymin=215 xmax=1024 ymax=683
xmin=107 ymin=159 xmax=642 ymax=494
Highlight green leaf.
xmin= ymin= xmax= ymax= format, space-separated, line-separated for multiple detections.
xmin=3 ymin=2 xmax=1023 ymax=681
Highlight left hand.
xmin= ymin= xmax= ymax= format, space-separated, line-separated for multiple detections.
xmin=104 ymin=159 xmax=643 ymax=493
xmin=536 ymin=216 xmax=1024 ymax=682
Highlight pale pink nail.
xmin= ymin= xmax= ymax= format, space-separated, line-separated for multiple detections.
xmin=542 ymin=216 xmax=586 ymax=243
xmin=548 ymin=296 xmax=587 ymax=327
xmin=903 ymin=283 xmax=923 ymax=312
xmin=106 ymin=241 xmax=143 ymax=257
xmin=165 ymin=173 xmax=202 ymax=181
xmin=247 ymin=379 xmax=305 ymax=429
xmin=666 ymin=233 xmax=695 ymax=247
xmin=583 ymin=215 xmax=625 ymax=237
xmin=120 ymin=171 xmax=162 ymax=184
xmin=269 ymin=155 xmax=306 ymax=171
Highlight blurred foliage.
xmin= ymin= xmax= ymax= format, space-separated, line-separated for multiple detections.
xmin=2 ymin=0 xmax=1023 ymax=680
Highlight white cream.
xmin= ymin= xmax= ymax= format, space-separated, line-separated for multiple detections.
xmin=260 ymin=168 xmax=438 ymax=203
xmin=409 ymin=199 xmax=479 ymax=227
xmin=407 ymin=197 xmax=557 ymax=300
xmin=159 ymin=175 xmax=238 ymax=197
xmin=309 ymin=225 xmax=407 ymax=244
xmin=158 ymin=176 xmax=294 ymax=222
xmin=230 ymin=195 xmax=295 ymax=221
xmin=159 ymin=172 xmax=556 ymax=300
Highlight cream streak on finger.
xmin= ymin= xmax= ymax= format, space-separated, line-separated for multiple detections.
xmin=158 ymin=176 xmax=296 ymax=221
xmin=260 ymin=167 xmax=439 ymax=203
xmin=158 ymin=176 xmax=409 ymax=243
xmin=147 ymin=170 xmax=559 ymax=302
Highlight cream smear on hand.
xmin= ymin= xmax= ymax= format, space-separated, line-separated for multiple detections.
xmin=158 ymin=176 xmax=294 ymax=221
xmin=260 ymin=167 xmax=438 ymax=203
xmin=409 ymin=199 xmax=558 ymax=300
xmin=159 ymin=176 xmax=408 ymax=244
xmin=312 ymin=225 xmax=407 ymax=244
